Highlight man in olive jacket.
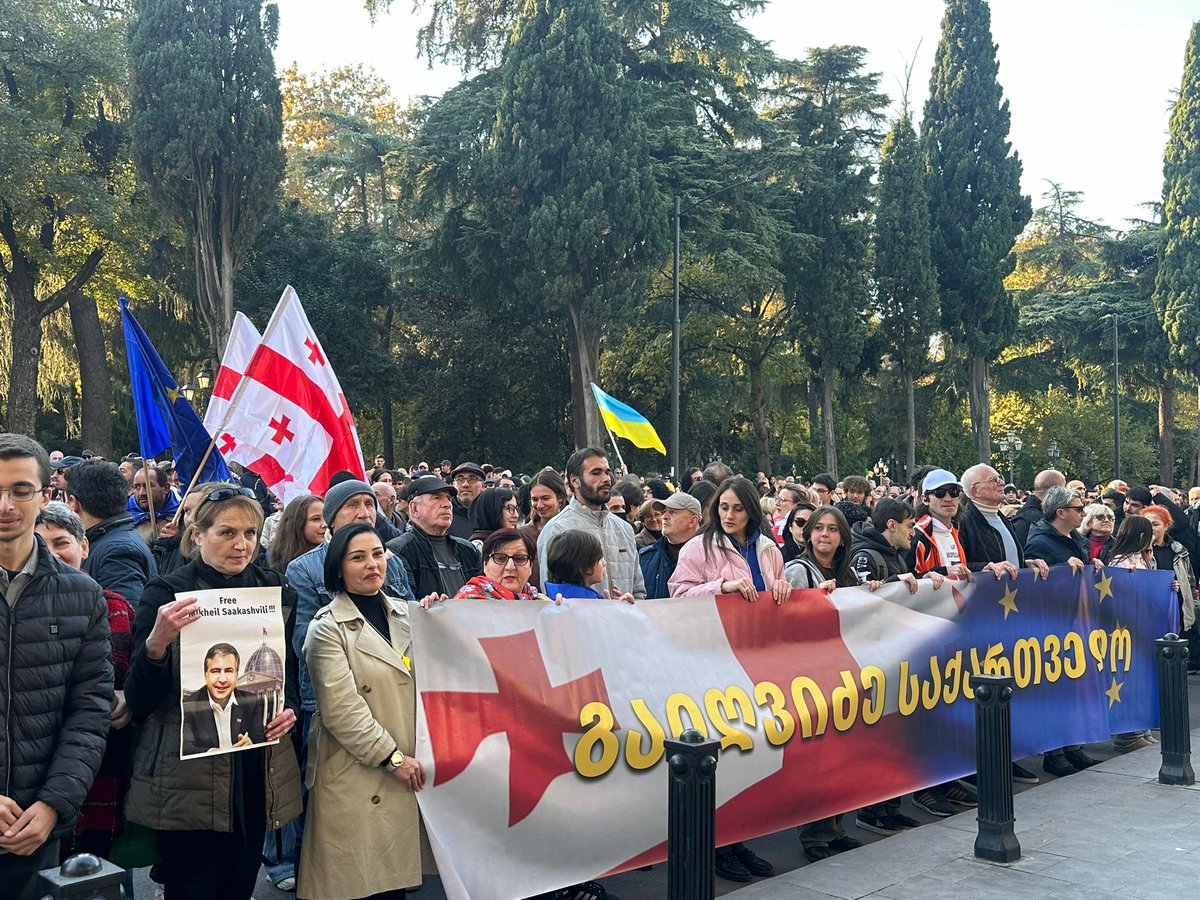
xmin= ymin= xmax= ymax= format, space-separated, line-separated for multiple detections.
xmin=0 ymin=434 xmax=112 ymax=900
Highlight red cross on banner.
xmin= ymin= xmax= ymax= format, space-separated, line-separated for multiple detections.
xmin=268 ymin=415 xmax=295 ymax=445
xmin=304 ymin=337 xmax=325 ymax=366
xmin=422 ymin=630 xmax=614 ymax=827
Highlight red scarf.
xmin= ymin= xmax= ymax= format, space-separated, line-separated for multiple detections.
xmin=454 ymin=575 xmax=541 ymax=602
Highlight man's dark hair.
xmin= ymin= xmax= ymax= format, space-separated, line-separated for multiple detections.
xmin=810 ymin=473 xmax=837 ymax=491
xmin=702 ymin=461 xmax=734 ymax=485
xmin=0 ymin=433 xmax=51 ymax=488
xmin=140 ymin=464 xmax=167 ymax=488
xmin=870 ymin=497 xmax=915 ymax=532
xmin=65 ymin=460 xmax=130 ymax=519
xmin=1125 ymin=486 xmax=1153 ymax=505
xmin=842 ymin=475 xmax=871 ymax=497
xmin=565 ymin=447 xmax=606 ymax=484
xmin=203 ymin=642 xmax=240 ymax=670
xmin=546 ymin=530 xmax=604 ymax=587
xmin=687 ymin=480 xmax=718 ymax=515
xmin=646 ymin=478 xmax=672 ymax=501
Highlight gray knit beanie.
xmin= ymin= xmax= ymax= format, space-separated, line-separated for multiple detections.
xmin=323 ymin=479 xmax=374 ymax=525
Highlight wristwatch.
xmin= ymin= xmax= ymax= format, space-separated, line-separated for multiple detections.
xmin=381 ymin=748 xmax=405 ymax=772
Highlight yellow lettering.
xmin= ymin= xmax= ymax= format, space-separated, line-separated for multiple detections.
xmin=921 ymin=655 xmax=941 ymax=711
xmin=1088 ymin=629 xmax=1109 ymax=670
xmin=666 ymin=692 xmax=708 ymax=739
xmin=898 ymin=660 xmax=919 ymax=716
xmin=574 ymin=702 xmax=619 ymax=778
xmin=790 ymin=676 xmax=829 ymax=738
xmin=754 ymin=681 xmax=796 ymax=746
xmin=704 ymin=687 xmax=756 ymax=752
xmin=1110 ymin=628 xmax=1132 ymax=673
xmin=624 ymin=699 xmax=666 ymax=770
xmin=860 ymin=666 xmax=885 ymax=725
xmin=1013 ymin=638 xmax=1043 ymax=688
xmin=942 ymin=651 xmax=963 ymax=705
xmin=982 ymin=643 xmax=1011 ymax=678
xmin=831 ymin=670 xmax=859 ymax=732
xmin=1043 ymin=633 xmax=1063 ymax=683
xmin=1064 ymin=631 xmax=1086 ymax=679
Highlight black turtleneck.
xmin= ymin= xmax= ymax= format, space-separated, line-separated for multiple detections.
xmin=349 ymin=591 xmax=390 ymax=640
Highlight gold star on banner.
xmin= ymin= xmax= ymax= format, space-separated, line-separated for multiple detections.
xmin=1095 ymin=572 xmax=1114 ymax=602
xmin=166 ymin=387 xmax=180 ymax=403
xmin=998 ymin=585 xmax=1019 ymax=620
xmin=1105 ymin=677 xmax=1123 ymax=708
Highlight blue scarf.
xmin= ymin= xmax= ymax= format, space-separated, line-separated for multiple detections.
xmin=126 ymin=489 xmax=180 ymax=526
xmin=729 ymin=531 xmax=766 ymax=591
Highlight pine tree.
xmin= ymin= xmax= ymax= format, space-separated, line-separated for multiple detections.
xmin=476 ymin=0 xmax=667 ymax=449
xmin=922 ymin=0 xmax=1031 ymax=463
xmin=875 ymin=112 xmax=938 ymax=480
xmin=1154 ymin=22 xmax=1200 ymax=375
xmin=127 ymin=0 xmax=284 ymax=361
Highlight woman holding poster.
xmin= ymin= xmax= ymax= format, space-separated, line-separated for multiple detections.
xmin=124 ymin=486 xmax=302 ymax=900
xmin=300 ymin=522 xmax=426 ymax=899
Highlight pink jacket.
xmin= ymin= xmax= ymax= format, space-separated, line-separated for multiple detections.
xmin=668 ymin=532 xmax=786 ymax=597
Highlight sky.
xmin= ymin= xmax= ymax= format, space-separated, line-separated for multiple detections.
xmin=274 ymin=0 xmax=1197 ymax=230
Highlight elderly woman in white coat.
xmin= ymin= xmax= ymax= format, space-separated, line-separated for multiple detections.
xmin=299 ymin=523 xmax=427 ymax=900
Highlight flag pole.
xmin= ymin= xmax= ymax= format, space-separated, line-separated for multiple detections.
xmin=168 ymin=435 xmax=221 ymax=528
xmin=604 ymin=425 xmax=628 ymax=475
xmin=144 ymin=459 xmax=159 ymax=540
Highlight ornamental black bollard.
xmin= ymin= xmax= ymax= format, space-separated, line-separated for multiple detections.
xmin=971 ymin=673 xmax=1021 ymax=863
xmin=666 ymin=728 xmax=719 ymax=900
xmin=1156 ymin=633 xmax=1195 ymax=786
xmin=38 ymin=852 xmax=126 ymax=899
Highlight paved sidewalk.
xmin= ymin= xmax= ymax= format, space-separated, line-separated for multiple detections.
xmin=726 ymin=728 xmax=1200 ymax=899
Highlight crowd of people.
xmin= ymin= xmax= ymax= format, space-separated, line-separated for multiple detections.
xmin=4 ymin=434 xmax=1196 ymax=899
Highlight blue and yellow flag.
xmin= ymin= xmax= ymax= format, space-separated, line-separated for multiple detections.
xmin=589 ymin=383 xmax=666 ymax=455
xmin=119 ymin=298 xmax=232 ymax=488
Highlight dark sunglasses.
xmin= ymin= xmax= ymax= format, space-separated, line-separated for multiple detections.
xmin=200 ymin=485 xmax=257 ymax=508
xmin=927 ymin=486 xmax=962 ymax=499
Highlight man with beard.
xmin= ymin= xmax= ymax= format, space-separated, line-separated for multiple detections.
xmin=448 ymin=462 xmax=486 ymax=540
xmin=537 ymin=448 xmax=646 ymax=600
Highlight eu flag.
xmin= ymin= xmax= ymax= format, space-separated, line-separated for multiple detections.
xmin=119 ymin=298 xmax=231 ymax=489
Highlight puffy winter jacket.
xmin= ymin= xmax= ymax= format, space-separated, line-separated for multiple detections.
xmin=1023 ymin=519 xmax=1088 ymax=568
xmin=83 ymin=513 xmax=157 ymax=607
xmin=0 ymin=536 xmax=113 ymax=837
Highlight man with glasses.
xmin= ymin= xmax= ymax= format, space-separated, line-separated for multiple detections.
xmin=809 ymin=473 xmax=836 ymax=506
xmin=1022 ymin=486 xmax=1104 ymax=776
xmin=448 ymin=462 xmax=486 ymax=539
xmin=386 ymin=475 xmax=482 ymax=601
xmin=0 ymin=434 xmax=113 ymax=900
xmin=1012 ymin=469 xmax=1066 ymax=547
xmin=639 ymin=493 xmax=702 ymax=598
xmin=959 ymin=464 xmax=1049 ymax=580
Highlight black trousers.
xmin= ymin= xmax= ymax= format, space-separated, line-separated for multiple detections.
xmin=1 ymin=837 xmax=61 ymax=900
xmin=157 ymin=822 xmax=266 ymax=900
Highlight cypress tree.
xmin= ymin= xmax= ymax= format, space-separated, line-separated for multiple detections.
xmin=1155 ymin=22 xmax=1200 ymax=374
xmin=875 ymin=112 xmax=939 ymax=480
xmin=128 ymin=0 xmax=284 ymax=361
xmin=922 ymin=0 xmax=1031 ymax=463
xmin=479 ymin=0 xmax=667 ymax=449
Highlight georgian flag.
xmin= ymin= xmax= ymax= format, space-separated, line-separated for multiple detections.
xmin=215 ymin=286 xmax=366 ymax=506
xmin=203 ymin=312 xmax=262 ymax=471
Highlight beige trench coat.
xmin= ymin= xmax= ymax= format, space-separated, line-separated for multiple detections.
xmin=298 ymin=591 xmax=427 ymax=899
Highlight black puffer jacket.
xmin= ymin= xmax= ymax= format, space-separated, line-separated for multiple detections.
xmin=0 ymin=535 xmax=113 ymax=836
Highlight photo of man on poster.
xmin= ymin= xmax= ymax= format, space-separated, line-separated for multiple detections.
xmin=181 ymin=642 xmax=267 ymax=756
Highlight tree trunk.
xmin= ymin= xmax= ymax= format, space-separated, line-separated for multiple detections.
xmin=379 ymin=305 xmax=395 ymax=465
xmin=749 ymin=360 xmax=771 ymax=476
xmin=969 ymin=355 xmax=991 ymax=464
xmin=806 ymin=377 xmax=820 ymax=445
xmin=1159 ymin=369 xmax=1175 ymax=485
xmin=69 ymin=292 xmax=113 ymax=459
xmin=7 ymin=288 xmax=44 ymax=438
xmin=904 ymin=369 xmax=916 ymax=485
xmin=566 ymin=299 xmax=605 ymax=451
xmin=822 ymin=373 xmax=838 ymax=479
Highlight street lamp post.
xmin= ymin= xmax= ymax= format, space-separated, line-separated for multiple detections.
xmin=1047 ymin=440 xmax=1060 ymax=469
xmin=671 ymin=169 xmax=769 ymax=481
xmin=997 ymin=430 xmax=1023 ymax=485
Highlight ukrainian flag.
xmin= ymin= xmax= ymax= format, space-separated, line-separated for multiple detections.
xmin=590 ymin=383 xmax=667 ymax=455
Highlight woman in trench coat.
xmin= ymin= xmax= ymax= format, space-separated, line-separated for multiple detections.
xmin=299 ymin=523 xmax=427 ymax=900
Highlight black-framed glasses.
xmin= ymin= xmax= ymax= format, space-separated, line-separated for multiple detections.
xmin=0 ymin=484 xmax=44 ymax=502
xmin=1064 ymin=505 xmax=1086 ymax=512
xmin=200 ymin=486 xmax=257 ymax=508
xmin=489 ymin=552 xmax=531 ymax=567
xmin=928 ymin=486 xmax=962 ymax=499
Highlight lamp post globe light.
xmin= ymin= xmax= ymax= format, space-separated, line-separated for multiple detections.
xmin=997 ymin=430 xmax=1023 ymax=485
xmin=1047 ymin=440 xmax=1060 ymax=469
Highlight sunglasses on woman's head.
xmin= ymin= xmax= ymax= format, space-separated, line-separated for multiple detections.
xmin=200 ymin=486 xmax=257 ymax=507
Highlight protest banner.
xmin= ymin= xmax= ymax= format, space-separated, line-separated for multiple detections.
xmin=411 ymin=566 xmax=1177 ymax=900
xmin=178 ymin=586 xmax=287 ymax=760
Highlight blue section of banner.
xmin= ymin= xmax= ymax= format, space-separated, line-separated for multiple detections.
xmin=119 ymin=298 xmax=232 ymax=488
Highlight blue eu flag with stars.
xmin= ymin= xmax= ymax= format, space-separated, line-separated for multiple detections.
xmin=119 ymin=298 xmax=231 ymax=489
